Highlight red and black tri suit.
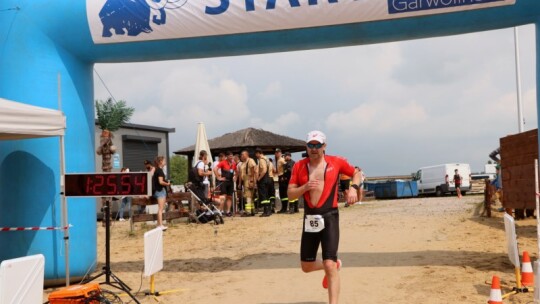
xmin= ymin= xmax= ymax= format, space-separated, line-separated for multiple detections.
xmin=289 ymin=155 xmax=356 ymax=262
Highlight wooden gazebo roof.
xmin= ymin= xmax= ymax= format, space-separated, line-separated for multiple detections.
xmin=174 ymin=127 xmax=306 ymax=157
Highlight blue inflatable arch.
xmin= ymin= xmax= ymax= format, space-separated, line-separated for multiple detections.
xmin=0 ymin=0 xmax=539 ymax=281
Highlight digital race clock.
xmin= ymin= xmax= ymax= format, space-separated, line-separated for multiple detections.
xmin=64 ymin=172 xmax=151 ymax=197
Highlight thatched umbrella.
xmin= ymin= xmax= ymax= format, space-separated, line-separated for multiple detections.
xmin=174 ymin=127 xmax=306 ymax=163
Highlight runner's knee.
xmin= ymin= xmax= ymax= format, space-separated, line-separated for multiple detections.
xmin=301 ymin=261 xmax=316 ymax=273
xmin=323 ymin=259 xmax=338 ymax=273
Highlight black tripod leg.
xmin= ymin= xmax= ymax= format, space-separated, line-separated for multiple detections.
xmin=82 ymin=200 xmax=141 ymax=304
xmin=108 ymin=272 xmax=140 ymax=303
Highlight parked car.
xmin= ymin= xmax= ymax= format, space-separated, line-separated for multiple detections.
xmin=413 ymin=163 xmax=471 ymax=196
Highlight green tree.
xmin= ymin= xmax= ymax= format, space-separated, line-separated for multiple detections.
xmin=96 ymin=98 xmax=135 ymax=132
xmin=95 ymin=98 xmax=135 ymax=172
xmin=169 ymin=154 xmax=188 ymax=185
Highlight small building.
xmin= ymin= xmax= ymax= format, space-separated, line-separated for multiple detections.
xmin=94 ymin=121 xmax=175 ymax=218
xmin=94 ymin=121 xmax=175 ymax=173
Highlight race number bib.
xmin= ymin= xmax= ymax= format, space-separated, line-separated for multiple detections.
xmin=304 ymin=215 xmax=325 ymax=233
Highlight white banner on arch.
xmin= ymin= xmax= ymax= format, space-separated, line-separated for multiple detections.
xmin=87 ymin=0 xmax=516 ymax=44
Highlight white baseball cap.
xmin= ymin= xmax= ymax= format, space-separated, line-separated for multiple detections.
xmin=306 ymin=130 xmax=326 ymax=144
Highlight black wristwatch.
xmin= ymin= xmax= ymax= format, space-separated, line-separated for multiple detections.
xmin=350 ymin=184 xmax=360 ymax=190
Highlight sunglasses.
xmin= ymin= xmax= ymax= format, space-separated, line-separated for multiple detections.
xmin=307 ymin=142 xmax=324 ymax=149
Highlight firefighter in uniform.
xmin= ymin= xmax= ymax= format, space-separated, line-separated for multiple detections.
xmin=240 ymin=149 xmax=258 ymax=216
xmin=255 ymin=148 xmax=273 ymax=217
xmin=235 ymin=154 xmax=244 ymax=214
xmin=284 ymin=152 xmax=299 ymax=213
xmin=268 ymin=157 xmax=277 ymax=213
xmin=275 ymin=148 xmax=289 ymax=213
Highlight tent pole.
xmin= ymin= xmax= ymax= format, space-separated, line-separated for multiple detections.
xmin=58 ymin=73 xmax=70 ymax=286
xmin=60 ymin=134 xmax=69 ymax=286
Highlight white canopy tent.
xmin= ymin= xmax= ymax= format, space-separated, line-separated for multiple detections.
xmin=0 ymin=98 xmax=69 ymax=285
xmin=0 ymin=98 xmax=65 ymax=139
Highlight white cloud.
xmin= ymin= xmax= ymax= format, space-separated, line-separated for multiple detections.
xmin=249 ymin=111 xmax=301 ymax=134
xmin=93 ymin=24 xmax=537 ymax=175
xmin=96 ymin=63 xmax=251 ymax=148
xmin=325 ymin=100 xmax=428 ymax=135
xmin=259 ymin=81 xmax=283 ymax=100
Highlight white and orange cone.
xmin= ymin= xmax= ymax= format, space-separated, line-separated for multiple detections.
xmin=488 ymin=275 xmax=503 ymax=304
xmin=522 ymin=251 xmax=534 ymax=287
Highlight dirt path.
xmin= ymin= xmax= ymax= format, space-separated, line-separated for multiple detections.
xmin=44 ymin=195 xmax=540 ymax=303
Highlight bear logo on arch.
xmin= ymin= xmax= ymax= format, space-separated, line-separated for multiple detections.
xmin=99 ymin=0 xmax=188 ymax=37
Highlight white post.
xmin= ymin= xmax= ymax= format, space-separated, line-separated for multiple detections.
xmin=514 ymin=26 xmax=525 ymax=133
xmin=58 ymin=73 xmax=70 ymax=286
xmin=534 ymin=159 xmax=540 ymax=255
xmin=534 ymin=159 xmax=540 ymax=302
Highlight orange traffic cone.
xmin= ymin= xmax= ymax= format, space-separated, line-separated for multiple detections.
xmin=522 ymin=251 xmax=534 ymax=287
xmin=488 ymin=275 xmax=503 ymax=304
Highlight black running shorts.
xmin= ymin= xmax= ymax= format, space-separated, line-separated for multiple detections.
xmin=220 ymin=180 xmax=234 ymax=196
xmin=300 ymin=210 xmax=339 ymax=262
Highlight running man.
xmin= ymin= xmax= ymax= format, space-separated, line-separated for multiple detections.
xmin=288 ymin=130 xmax=361 ymax=304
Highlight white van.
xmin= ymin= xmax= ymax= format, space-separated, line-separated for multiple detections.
xmin=413 ymin=163 xmax=471 ymax=196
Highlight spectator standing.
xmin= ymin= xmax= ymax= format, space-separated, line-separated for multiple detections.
xmin=153 ymin=156 xmax=171 ymax=230
xmin=255 ymin=148 xmax=273 ymax=217
xmin=196 ymin=150 xmax=213 ymax=199
xmin=356 ymin=168 xmax=366 ymax=204
xmin=453 ymin=169 xmax=462 ymax=199
xmin=275 ymin=149 xmax=289 ymax=213
xmin=240 ymin=149 xmax=258 ymax=216
xmin=213 ymin=153 xmax=226 ymax=202
xmin=235 ymin=154 xmax=244 ymax=213
xmin=214 ymin=151 xmax=237 ymax=217
xmin=284 ymin=152 xmax=299 ymax=213
xmin=491 ymin=165 xmax=504 ymax=211
xmin=268 ymin=157 xmax=277 ymax=214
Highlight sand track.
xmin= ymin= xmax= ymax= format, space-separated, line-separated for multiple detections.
xmin=44 ymin=195 xmax=539 ymax=303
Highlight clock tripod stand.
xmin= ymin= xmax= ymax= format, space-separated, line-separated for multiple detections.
xmin=83 ymin=199 xmax=140 ymax=303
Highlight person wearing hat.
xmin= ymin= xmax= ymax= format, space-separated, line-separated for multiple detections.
xmin=288 ymin=130 xmax=361 ymax=304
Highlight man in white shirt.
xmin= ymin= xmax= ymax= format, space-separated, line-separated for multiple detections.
xmin=196 ymin=150 xmax=212 ymax=199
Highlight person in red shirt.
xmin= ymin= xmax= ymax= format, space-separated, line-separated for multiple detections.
xmin=214 ymin=151 xmax=237 ymax=217
xmin=288 ymin=130 xmax=361 ymax=304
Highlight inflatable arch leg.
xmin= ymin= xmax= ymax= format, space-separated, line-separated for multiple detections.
xmin=0 ymin=11 xmax=97 ymax=282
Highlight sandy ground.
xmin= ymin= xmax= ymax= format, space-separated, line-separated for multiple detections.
xmin=44 ymin=195 xmax=540 ymax=303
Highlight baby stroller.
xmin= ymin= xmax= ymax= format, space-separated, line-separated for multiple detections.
xmin=185 ymin=182 xmax=224 ymax=225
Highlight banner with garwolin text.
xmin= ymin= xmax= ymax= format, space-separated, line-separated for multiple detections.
xmin=87 ymin=0 xmax=516 ymax=44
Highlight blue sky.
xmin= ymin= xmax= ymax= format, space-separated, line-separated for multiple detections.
xmin=94 ymin=24 xmax=537 ymax=176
